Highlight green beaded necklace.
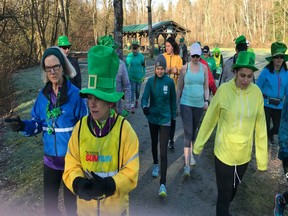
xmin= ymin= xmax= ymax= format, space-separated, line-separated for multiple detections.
xmin=46 ymin=91 xmax=62 ymax=134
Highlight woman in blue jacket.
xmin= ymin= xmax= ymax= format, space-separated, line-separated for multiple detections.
xmin=5 ymin=46 xmax=87 ymax=216
xmin=141 ymin=54 xmax=176 ymax=197
xmin=257 ymin=42 xmax=288 ymax=145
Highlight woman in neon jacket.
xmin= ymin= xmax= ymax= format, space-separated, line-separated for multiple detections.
xmin=63 ymin=45 xmax=139 ymax=216
xmin=193 ymin=51 xmax=268 ymax=216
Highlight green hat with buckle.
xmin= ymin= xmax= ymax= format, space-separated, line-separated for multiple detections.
xmin=232 ymin=51 xmax=258 ymax=72
xmin=265 ymin=42 xmax=288 ymax=62
xmin=79 ymin=45 xmax=124 ymax=102
xmin=57 ymin=35 xmax=72 ymax=47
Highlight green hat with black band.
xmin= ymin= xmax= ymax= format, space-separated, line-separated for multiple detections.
xmin=79 ymin=45 xmax=124 ymax=102
xmin=265 ymin=42 xmax=288 ymax=62
xmin=57 ymin=35 xmax=72 ymax=47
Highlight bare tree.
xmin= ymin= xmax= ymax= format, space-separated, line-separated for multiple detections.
xmin=147 ymin=0 xmax=153 ymax=58
xmin=114 ymin=0 xmax=123 ymax=59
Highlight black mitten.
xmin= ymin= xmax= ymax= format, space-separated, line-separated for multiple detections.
xmin=4 ymin=115 xmax=25 ymax=132
xmin=143 ymin=107 xmax=150 ymax=115
xmin=72 ymin=177 xmax=93 ymax=201
xmin=91 ymin=172 xmax=116 ymax=197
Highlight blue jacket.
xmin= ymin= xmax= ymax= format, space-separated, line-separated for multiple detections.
xmin=22 ymin=77 xmax=87 ymax=156
xmin=141 ymin=74 xmax=176 ymax=125
xmin=257 ymin=66 xmax=288 ymax=109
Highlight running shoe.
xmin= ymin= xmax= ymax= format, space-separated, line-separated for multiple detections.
xmin=190 ymin=154 xmax=196 ymax=166
xmin=152 ymin=164 xmax=159 ymax=178
xmin=274 ymin=193 xmax=285 ymax=216
xmin=183 ymin=165 xmax=190 ymax=177
xmin=168 ymin=140 xmax=175 ymax=149
xmin=159 ymin=184 xmax=167 ymax=197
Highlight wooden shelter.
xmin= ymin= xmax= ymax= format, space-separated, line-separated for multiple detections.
xmin=123 ymin=20 xmax=190 ymax=49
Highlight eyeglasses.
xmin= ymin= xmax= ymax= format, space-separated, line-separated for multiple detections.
xmin=44 ymin=64 xmax=61 ymax=73
xmin=191 ymin=54 xmax=200 ymax=58
xmin=59 ymin=46 xmax=70 ymax=50
xmin=273 ymin=55 xmax=284 ymax=60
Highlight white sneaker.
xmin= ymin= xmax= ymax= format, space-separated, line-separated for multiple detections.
xmin=190 ymin=154 xmax=196 ymax=166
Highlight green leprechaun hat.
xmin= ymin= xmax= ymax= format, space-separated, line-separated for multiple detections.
xmin=232 ymin=51 xmax=258 ymax=72
xmin=57 ymin=35 xmax=72 ymax=47
xmin=97 ymin=35 xmax=118 ymax=49
xmin=79 ymin=45 xmax=124 ymax=102
xmin=265 ymin=42 xmax=288 ymax=62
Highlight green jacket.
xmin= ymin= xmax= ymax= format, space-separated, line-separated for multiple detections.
xmin=141 ymin=74 xmax=176 ymax=125
xmin=126 ymin=52 xmax=146 ymax=83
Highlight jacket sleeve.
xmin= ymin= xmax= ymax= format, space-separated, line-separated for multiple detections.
xmin=120 ymin=61 xmax=132 ymax=110
xmin=69 ymin=58 xmax=82 ymax=89
xmin=254 ymin=96 xmax=268 ymax=171
xmin=207 ymin=66 xmax=217 ymax=95
xmin=170 ymin=80 xmax=177 ymax=119
xmin=63 ymin=121 xmax=86 ymax=194
xmin=219 ymin=59 xmax=230 ymax=86
xmin=141 ymin=79 xmax=151 ymax=108
xmin=112 ymin=120 xmax=139 ymax=196
xmin=256 ymin=68 xmax=266 ymax=90
xmin=193 ymin=87 xmax=221 ymax=154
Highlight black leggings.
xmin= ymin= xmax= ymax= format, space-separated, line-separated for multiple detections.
xmin=149 ymin=123 xmax=170 ymax=185
xmin=169 ymin=119 xmax=176 ymax=141
xmin=264 ymin=106 xmax=282 ymax=137
xmin=44 ymin=164 xmax=77 ymax=216
xmin=215 ymin=156 xmax=248 ymax=216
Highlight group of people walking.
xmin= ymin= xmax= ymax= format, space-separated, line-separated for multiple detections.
xmin=4 ymin=33 xmax=288 ymax=216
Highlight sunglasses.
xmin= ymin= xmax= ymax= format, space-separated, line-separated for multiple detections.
xmin=191 ymin=54 xmax=200 ymax=58
xmin=60 ymin=46 xmax=70 ymax=50
xmin=273 ymin=55 xmax=284 ymax=60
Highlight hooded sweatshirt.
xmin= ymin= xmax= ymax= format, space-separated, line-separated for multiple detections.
xmin=193 ymin=78 xmax=268 ymax=170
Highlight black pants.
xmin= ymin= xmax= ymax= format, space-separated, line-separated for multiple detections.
xmin=215 ymin=157 xmax=248 ymax=216
xmin=264 ymin=106 xmax=282 ymax=137
xmin=44 ymin=164 xmax=77 ymax=216
xmin=149 ymin=122 xmax=170 ymax=185
xmin=169 ymin=119 xmax=176 ymax=141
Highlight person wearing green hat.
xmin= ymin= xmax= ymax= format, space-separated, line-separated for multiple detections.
xmin=98 ymin=35 xmax=132 ymax=117
xmin=63 ymin=45 xmax=139 ymax=215
xmin=57 ymin=35 xmax=82 ymax=89
xmin=5 ymin=46 xmax=88 ymax=216
xmin=193 ymin=51 xmax=268 ymax=216
xmin=257 ymin=42 xmax=288 ymax=146
xmin=219 ymin=35 xmax=248 ymax=86
xmin=179 ymin=37 xmax=188 ymax=65
xmin=212 ymin=47 xmax=224 ymax=80
xmin=126 ymin=40 xmax=146 ymax=113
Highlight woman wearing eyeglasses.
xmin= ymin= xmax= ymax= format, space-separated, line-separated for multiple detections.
xmin=256 ymin=42 xmax=288 ymax=146
xmin=5 ymin=46 xmax=87 ymax=216
xmin=177 ymin=42 xmax=209 ymax=177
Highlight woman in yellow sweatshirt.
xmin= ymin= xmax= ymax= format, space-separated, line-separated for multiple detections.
xmin=193 ymin=51 xmax=268 ymax=216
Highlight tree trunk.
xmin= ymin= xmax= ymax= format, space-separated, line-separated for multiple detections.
xmin=114 ymin=0 xmax=123 ymax=60
xmin=147 ymin=0 xmax=153 ymax=58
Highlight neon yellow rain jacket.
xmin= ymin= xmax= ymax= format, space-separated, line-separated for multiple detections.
xmin=63 ymin=115 xmax=139 ymax=216
xmin=193 ymin=79 xmax=268 ymax=170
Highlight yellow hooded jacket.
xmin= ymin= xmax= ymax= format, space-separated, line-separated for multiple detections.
xmin=193 ymin=79 xmax=268 ymax=170
xmin=63 ymin=115 xmax=139 ymax=216
xmin=163 ymin=52 xmax=183 ymax=85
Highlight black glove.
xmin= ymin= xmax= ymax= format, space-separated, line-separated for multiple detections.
xmin=90 ymin=172 xmax=116 ymax=197
xmin=73 ymin=177 xmax=94 ymax=201
xmin=4 ymin=115 xmax=25 ymax=132
xmin=143 ymin=107 xmax=150 ymax=115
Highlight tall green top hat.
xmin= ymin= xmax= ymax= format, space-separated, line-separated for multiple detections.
xmin=265 ymin=42 xmax=288 ymax=62
xmin=98 ymin=35 xmax=118 ymax=49
xmin=235 ymin=35 xmax=246 ymax=45
xmin=79 ymin=45 xmax=124 ymax=102
xmin=232 ymin=51 xmax=258 ymax=72
xmin=58 ymin=35 xmax=72 ymax=47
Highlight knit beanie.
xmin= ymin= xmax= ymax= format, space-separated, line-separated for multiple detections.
xmin=155 ymin=55 xmax=167 ymax=69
